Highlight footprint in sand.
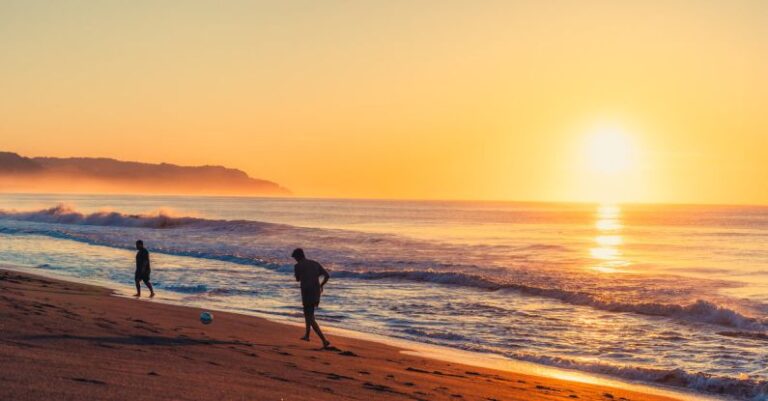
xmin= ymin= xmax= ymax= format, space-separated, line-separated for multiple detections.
xmin=133 ymin=325 xmax=160 ymax=334
xmin=96 ymin=318 xmax=115 ymax=324
xmin=326 ymin=373 xmax=354 ymax=381
xmin=362 ymin=382 xmax=398 ymax=394
xmin=69 ymin=377 xmax=106 ymax=385
xmin=260 ymin=373 xmax=290 ymax=383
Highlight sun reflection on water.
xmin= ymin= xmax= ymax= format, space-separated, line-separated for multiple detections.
xmin=590 ymin=204 xmax=629 ymax=273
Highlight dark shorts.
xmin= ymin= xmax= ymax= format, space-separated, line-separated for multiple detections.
xmin=301 ymin=287 xmax=320 ymax=307
xmin=135 ymin=269 xmax=151 ymax=282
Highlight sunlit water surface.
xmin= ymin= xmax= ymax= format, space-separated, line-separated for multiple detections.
xmin=0 ymin=194 xmax=766 ymax=400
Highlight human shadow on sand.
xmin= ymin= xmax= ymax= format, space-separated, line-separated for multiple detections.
xmin=20 ymin=334 xmax=248 ymax=347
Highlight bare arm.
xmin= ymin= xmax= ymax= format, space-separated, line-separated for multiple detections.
xmin=294 ymin=265 xmax=300 ymax=282
xmin=319 ymin=265 xmax=330 ymax=287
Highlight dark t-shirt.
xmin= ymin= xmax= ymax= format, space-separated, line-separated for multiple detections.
xmin=136 ymin=248 xmax=150 ymax=273
xmin=294 ymin=259 xmax=328 ymax=290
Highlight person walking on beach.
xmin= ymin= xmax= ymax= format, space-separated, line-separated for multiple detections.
xmin=134 ymin=240 xmax=155 ymax=298
xmin=292 ymin=248 xmax=331 ymax=348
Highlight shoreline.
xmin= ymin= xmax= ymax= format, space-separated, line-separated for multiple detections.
xmin=0 ymin=266 xmax=716 ymax=401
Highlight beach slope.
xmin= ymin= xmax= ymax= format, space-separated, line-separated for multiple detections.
xmin=0 ymin=269 xmax=681 ymax=401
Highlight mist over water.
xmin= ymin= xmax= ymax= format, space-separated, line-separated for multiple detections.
xmin=1 ymin=194 xmax=767 ymax=399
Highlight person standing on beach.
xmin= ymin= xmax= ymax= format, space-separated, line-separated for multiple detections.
xmin=292 ymin=248 xmax=331 ymax=348
xmin=134 ymin=240 xmax=155 ymax=298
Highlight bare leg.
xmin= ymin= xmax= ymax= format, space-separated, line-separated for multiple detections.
xmin=301 ymin=305 xmax=311 ymax=340
xmin=134 ymin=280 xmax=141 ymax=297
xmin=310 ymin=318 xmax=330 ymax=348
xmin=144 ymin=280 xmax=155 ymax=297
xmin=306 ymin=304 xmax=330 ymax=347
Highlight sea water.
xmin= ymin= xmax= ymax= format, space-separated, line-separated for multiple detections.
xmin=0 ymin=194 xmax=766 ymax=399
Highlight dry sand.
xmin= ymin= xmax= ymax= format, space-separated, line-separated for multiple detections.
xmin=0 ymin=269 xmax=682 ymax=401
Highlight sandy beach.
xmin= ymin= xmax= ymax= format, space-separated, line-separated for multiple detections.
xmin=0 ymin=268 xmax=684 ymax=401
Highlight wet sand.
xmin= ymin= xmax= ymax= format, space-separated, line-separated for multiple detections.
xmin=0 ymin=269 xmax=682 ymax=401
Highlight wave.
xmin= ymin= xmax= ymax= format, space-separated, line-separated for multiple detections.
xmin=208 ymin=288 xmax=260 ymax=296
xmin=1 ymin=205 xmax=766 ymax=333
xmin=402 ymin=328 xmax=470 ymax=342
xmin=509 ymin=353 xmax=768 ymax=400
xmin=163 ymin=284 xmax=209 ymax=293
xmin=718 ymin=331 xmax=768 ymax=341
xmin=0 ymin=204 xmax=202 ymax=229
xmin=334 ymin=270 xmax=768 ymax=331
xmin=161 ymin=284 xmax=259 ymax=297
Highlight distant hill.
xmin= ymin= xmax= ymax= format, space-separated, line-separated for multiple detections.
xmin=0 ymin=151 xmax=290 ymax=196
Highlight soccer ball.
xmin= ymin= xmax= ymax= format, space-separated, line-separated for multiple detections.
xmin=200 ymin=311 xmax=213 ymax=325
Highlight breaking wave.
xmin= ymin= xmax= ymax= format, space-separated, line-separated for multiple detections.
xmin=510 ymin=353 xmax=768 ymax=400
xmin=0 ymin=204 xmax=201 ymax=229
xmin=334 ymin=270 xmax=768 ymax=331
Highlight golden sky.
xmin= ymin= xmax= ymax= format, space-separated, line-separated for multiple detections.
xmin=1 ymin=1 xmax=766 ymax=204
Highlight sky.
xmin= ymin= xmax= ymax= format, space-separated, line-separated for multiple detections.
xmin=1 ymin=1 xmax=766 ymax=204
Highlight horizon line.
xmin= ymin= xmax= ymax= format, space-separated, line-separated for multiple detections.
xmin=0 ymin=190 xmax=766 ymax=209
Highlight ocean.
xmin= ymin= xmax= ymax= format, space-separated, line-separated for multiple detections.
xmin=0 ymin=194 xmax=766 ymax=400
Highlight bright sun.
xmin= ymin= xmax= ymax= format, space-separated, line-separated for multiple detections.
xmin=568 ymin=122 xmax=646 ymax=203
xmin=585 ymin=126 xmax=634 ymax=175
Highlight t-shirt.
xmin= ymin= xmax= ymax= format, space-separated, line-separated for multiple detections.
xmin=136 ymin=248 xmax=150 ymax=272
xmin=294 ymin=259 xmax=329 ymax=290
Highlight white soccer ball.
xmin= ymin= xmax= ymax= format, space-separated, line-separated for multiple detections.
xmin=200 ymin=311 xmax=214 ymax=325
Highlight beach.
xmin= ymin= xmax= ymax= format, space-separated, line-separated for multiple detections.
xmin=0 ymin=268 xmax=684 ymax=401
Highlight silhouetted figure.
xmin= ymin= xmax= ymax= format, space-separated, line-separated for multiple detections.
xmin=134 ymin=240 xmax=155 ymax=298
xmin=292 ymin=248 xmax=330 ymax=348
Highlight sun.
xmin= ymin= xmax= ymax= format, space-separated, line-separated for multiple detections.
xmin=567 ymin=121 xmax=648 ymax=203
xmin=584 ymin=125 xmax=634 ymax=175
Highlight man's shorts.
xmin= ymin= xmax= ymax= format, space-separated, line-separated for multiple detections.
xmin=135 ymin=269 xmax=151 ymax=282
xmin=301 ymin=287 xmax=320 ymax=307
